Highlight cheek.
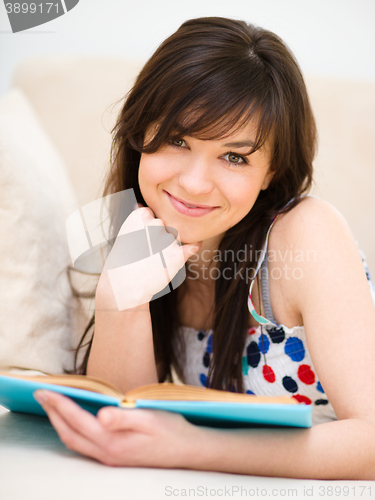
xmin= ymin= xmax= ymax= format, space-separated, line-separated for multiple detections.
xmin=138 ymin=156 xmax=160 ymax=201
xmin=221 ymin=175 xmax=259 ymax=213
xmin=139 ymin=153 xmax=174 ymax=189
xmin=138 ymin=153 xmax=177 ymax=213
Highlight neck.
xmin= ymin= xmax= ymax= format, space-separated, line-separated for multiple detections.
xmin=185 ymin=234 xmax=222 ymax=285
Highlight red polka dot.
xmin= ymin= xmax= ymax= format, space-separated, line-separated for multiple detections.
xmin=248 ymin=328 xmax=257 ymax=335
xmin=292 ymin=394 xmax=312 ymax=405
xmin=262 ymin=365 xmax=276 ymax=383
xmin=297 ymin=364 xmax=315 ymax=385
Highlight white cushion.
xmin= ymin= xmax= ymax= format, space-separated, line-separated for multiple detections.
xmin=0 ymin=89 xmax=82 ymax=373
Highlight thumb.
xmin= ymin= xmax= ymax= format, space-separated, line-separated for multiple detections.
xmin=181 ymin=242 xmax=201 ymax=263
xmin=98 ymin=407 xmax=131 ymax=430
xmin=98 ymin=406 xmax=152 ymax=432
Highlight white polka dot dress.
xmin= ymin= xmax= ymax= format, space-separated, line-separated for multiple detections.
xmin=175 ymin=212 xmax=375 ymax=426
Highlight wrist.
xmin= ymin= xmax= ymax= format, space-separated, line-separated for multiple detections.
xmin=178 ymin=424 xmax=224 ymax=471
xmin=95 ymin=272 xmax=151 ymax=312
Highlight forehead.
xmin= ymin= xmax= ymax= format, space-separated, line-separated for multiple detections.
xmin=174 ymin=105 xmax=260 ymax=140
xmin=145 ymin=116 xmax=258 ymax=145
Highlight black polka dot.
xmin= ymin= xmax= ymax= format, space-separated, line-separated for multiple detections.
xmin=247 ymin=341 xmax=261 ymax=368
xmin=315 ymin=399 xmax=329 ymax=406
xmin=203 ymin=351 xmax=210 ymax=368
xmin=282 ymin=376 xmax=298 ymax=393
xmin=197 ymin=330 xmax=205 ymax=341
xmin=266 ymin=326 xmax=285 ymax=344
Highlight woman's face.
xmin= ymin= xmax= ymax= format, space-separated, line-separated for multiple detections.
xmin=138 ymin=119 xmax=274 ymax=247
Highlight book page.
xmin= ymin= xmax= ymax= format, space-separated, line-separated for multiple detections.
xmin=0 ymin=372 xmax=123 ymax=398
xmin=123 ymin=383 xmax=297 ymax=404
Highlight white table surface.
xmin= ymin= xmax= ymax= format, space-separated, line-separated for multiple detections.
xmin=0 ymin=406 xmax=372 ymax=500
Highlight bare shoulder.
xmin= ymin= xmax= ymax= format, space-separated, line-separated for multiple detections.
xmin=266 ymin=200 xmax=375 ymax=423
xmin=269 ymin=196 xmax=353 ymax=249
xmin=266 ymin=196 xmax=367 ymax=327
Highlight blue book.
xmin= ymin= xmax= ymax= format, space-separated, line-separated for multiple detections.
xmin=0 ymin=373 xmax=312 ymax=428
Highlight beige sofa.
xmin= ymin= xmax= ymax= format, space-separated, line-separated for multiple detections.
xmin=0 ymin=57 xmax=374 ymax=495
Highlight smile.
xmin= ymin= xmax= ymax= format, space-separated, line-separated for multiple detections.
xmin=164 ymin=191 xmax=218 ymax=218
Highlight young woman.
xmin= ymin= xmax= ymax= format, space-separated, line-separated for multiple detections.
xmin=34 ymin=17 xmax=375 ymax=479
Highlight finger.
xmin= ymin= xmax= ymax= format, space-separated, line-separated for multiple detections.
xmin=181 ymin=242 xmax=201 ymax=262
xmin=138 ymin=207 xmax=156 ymax=223
xmin=145 ymin=218 xmax=165 ymax=227
xmin=117 ymin=207 xmax=155 ymax=237
xmin=41 ymin=401 xmax=104 ymax=460
xmin=34 ymin=390 xmax=107 ymax=443
xmin=160 ymin=240 xmax=200 ymax=283
xmin=98 ymin=406 xmax=138 ymax=431
xmin=168 ymin=240 xmax=200 ymax=264
xmin=97 ymin=406 xmax=158 ymax=433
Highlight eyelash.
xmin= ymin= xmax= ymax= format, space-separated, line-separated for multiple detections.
xmin=168 ymin=139 xmax=249 ymax=166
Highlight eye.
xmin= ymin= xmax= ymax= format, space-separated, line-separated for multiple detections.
xmin=169 ymin=138 xmax=188 ymax=148
xmin=222 ymin=152 xmax=248 ymax=165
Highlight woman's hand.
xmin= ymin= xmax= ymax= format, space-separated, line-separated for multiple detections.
xmin=96 ymin=205 xmax=200 ymax=310
xmin=34 ymin=390 xmax=201 ymax=468
xmin=89 ymin=204 xmax=202 ymax=390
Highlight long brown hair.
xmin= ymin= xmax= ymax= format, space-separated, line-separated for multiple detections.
xmin=74 ymin=17 xmax=316 ymax=392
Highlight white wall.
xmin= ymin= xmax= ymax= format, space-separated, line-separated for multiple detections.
xmin=1 ymin=0 xmax=375 ymax=95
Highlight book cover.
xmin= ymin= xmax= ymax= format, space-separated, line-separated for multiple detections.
xmin=0 ymin=374 xmax=312 ymax=428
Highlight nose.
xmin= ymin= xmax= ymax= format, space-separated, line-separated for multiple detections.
xmin=177 ymin=154 xmax=214 ymax=196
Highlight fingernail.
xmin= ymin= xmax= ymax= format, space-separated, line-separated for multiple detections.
xmin=190 ymin=245 xmax=200 ymax=254
xmin=100 ymin=411 xmax=114 ymax=426
xmin=34 ymin=390 xmax=49 ymax=404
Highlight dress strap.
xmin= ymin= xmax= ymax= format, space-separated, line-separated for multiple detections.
xmin=260 ymin=255 xmax=276 ymax=324
xmin=247 ymin=197 xmax=299 ymax=326
xmin=247 ymin=216 xmax=279 ymax=327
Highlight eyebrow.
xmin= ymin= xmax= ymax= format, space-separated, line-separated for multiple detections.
xmin=223 ymin=140 xmax=255 ymax=149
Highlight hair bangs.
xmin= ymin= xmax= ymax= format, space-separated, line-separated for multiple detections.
xmin=141 ymin=83 xmax=275 ymax=157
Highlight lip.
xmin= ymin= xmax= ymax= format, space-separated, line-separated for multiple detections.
xmin=164 ymin=191 xmax=218 ymax=218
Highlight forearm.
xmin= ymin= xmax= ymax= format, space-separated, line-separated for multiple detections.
xmin=186 ymin=418 xmax=375 ymax=479
xmin=87 ymin=279 xmax=158 ymax=393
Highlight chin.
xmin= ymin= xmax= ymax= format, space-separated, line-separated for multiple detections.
xmin=172 ymin=225 xmax=205 ymax=245
xmin=169 ymin=229 xmax=196 ymax=245
xmin=145 ymin=203 xmax=204 ymax=243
